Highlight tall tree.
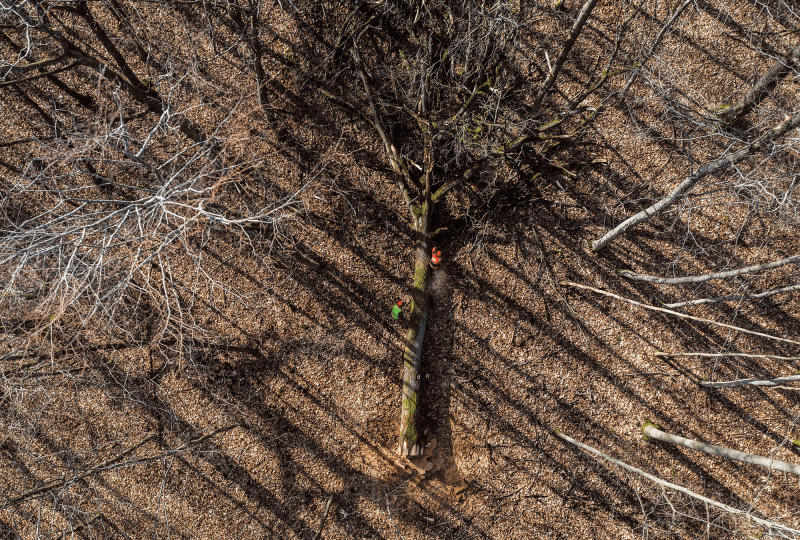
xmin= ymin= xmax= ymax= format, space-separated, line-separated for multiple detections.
xmin=309 ymin=0 xmax=622 ymax=455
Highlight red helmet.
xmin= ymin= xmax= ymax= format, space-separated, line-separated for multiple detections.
xmin=397 ymin=300 xmax=403 ymax=306
xmin=436 ymin=250 xmax=442 ymax=256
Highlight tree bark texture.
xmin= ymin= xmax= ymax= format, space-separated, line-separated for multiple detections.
xmin=532 ymin=0 xmax=600 ymax=112
xmin=555 ymin=430 xmax=800 ymax=536
xmin=643 ymin=424 xmax=800 ymax=475
xmin=591 ymin=113 xmax=800 ymax=251
xmin=621 ymin=254 xmax=800 ymax=284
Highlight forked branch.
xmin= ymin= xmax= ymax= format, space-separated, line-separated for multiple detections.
xmin=592 ymin=113 xmax=800 ymax=250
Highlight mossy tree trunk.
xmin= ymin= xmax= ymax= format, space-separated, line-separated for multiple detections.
xmin=398 ymin=149 xmax=434 ymax=457
xmin=397 ymin=240 xmax=431 ymax=456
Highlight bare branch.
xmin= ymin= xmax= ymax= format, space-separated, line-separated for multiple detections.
xmin=717 ymin=42 xmax=800 ymax=123
xmin=698 ymin=374 xmax=800 ymax=388
xmin=643 ymin=423 xmax=800 ymax=475
xmin=655 ymin=351 xmax=800 ymax=361
xmin=664 ymin=283 xmax=800 ymax=308
xmin=311 ymin=495 xmax=334 ymax=540
xmin=0 ymin=435 xmax=157 ymax=509
xmin=352 ymin=45 xmax=415 ymax=219
xmin=555 ymin=430 xmax=800 ymax=538
xmin=592 ymin=113 xmax=800 ymax=251
xmin=532 ymin=0 xmax=601 ymax=112
xmin=620 ymin=0 xmax=694 ymax=101
xmin=621 ymin=254 xmax=800 ymax=284
xmin=0 ymin=55 xmax=66 ymax=75
xmin=561 ymin=281 xmax=800 ymax=346
xmin=0 ymin=60 xmax=81 ymax=88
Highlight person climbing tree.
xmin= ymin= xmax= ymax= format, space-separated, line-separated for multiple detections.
xmin=391 ymin=300 xmax=404 ymax=321
xmin=429 ymin=248 xmax=442 ymax=272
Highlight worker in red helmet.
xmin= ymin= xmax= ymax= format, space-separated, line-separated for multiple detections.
xmin=429 ymin=247 xmax=442 ymax=272
xmin=391 ymin=300 xmax=404 ymax=321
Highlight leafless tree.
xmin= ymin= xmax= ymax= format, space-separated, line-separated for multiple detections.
xmin=309 ymin=0 xmax=633 ymax=456
xmin=7 ymin=0 xmax=800 ymax=537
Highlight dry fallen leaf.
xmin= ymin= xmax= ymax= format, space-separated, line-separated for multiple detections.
xmin=408 ymin=437 xmax=438 ymax=474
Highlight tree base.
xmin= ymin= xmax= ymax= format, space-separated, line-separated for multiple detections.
xmin=397 ymin=440 xmax=422 ymax=457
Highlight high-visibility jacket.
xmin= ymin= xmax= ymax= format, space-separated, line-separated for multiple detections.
xmin=431 ymin=252 xmax=441 ymax=265
xmin=391 ymin=304 xmax=403 ymax=320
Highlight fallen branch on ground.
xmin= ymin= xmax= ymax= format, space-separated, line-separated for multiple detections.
xmin=531 ymin=0 xmax=601 ymax=111
xmin=643 ymin=423 xmax=800 ymax=475
xmin=560 ymin=281 xmax=800 ymax=346
xmin=591 ymin=114 xmax=800 ymax=251
xmin=53 ymin=513 xmax=103 ymax=540
xmin=0 ymin=425 xmax=238 ymax=509
xmin=0 ymin=435 xmax=157 ymax=509
xmin=654 ymin=352 xmax=800 ymax=361
xmin=555 ymin=430 xmax=800 ymax=537
xmin=619 ymin=254 xmax=800 ymax=285
xmin=663 ymin=283 xmax=800 ymax=308
xmin=698 ymin=374 xmax=800 ymax=388
xmin=312 ymin=495 xmax=334 ymax=540
xmin=620 ymin=0 xmax=693 ymax=100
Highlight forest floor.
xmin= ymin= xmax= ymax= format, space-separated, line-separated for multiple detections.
xmin=3 ymin=1 xmax=800 ymax=539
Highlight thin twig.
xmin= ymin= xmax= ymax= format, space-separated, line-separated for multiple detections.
xmin=384 ymin=492 xmax=406 ymax=540
xmin=312 ymin=495 xmax=334 ymax=540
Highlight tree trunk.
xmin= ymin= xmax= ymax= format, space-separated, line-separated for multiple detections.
xmin=398 ymin=221 xmax=432 ymax=456
xmin=591 ymin=112 xmax=800 ymax=251
xmin=643 ymin=424 xmax=800 ymax=475
xmin=620 ymin=254 xmax=800 ymax=284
